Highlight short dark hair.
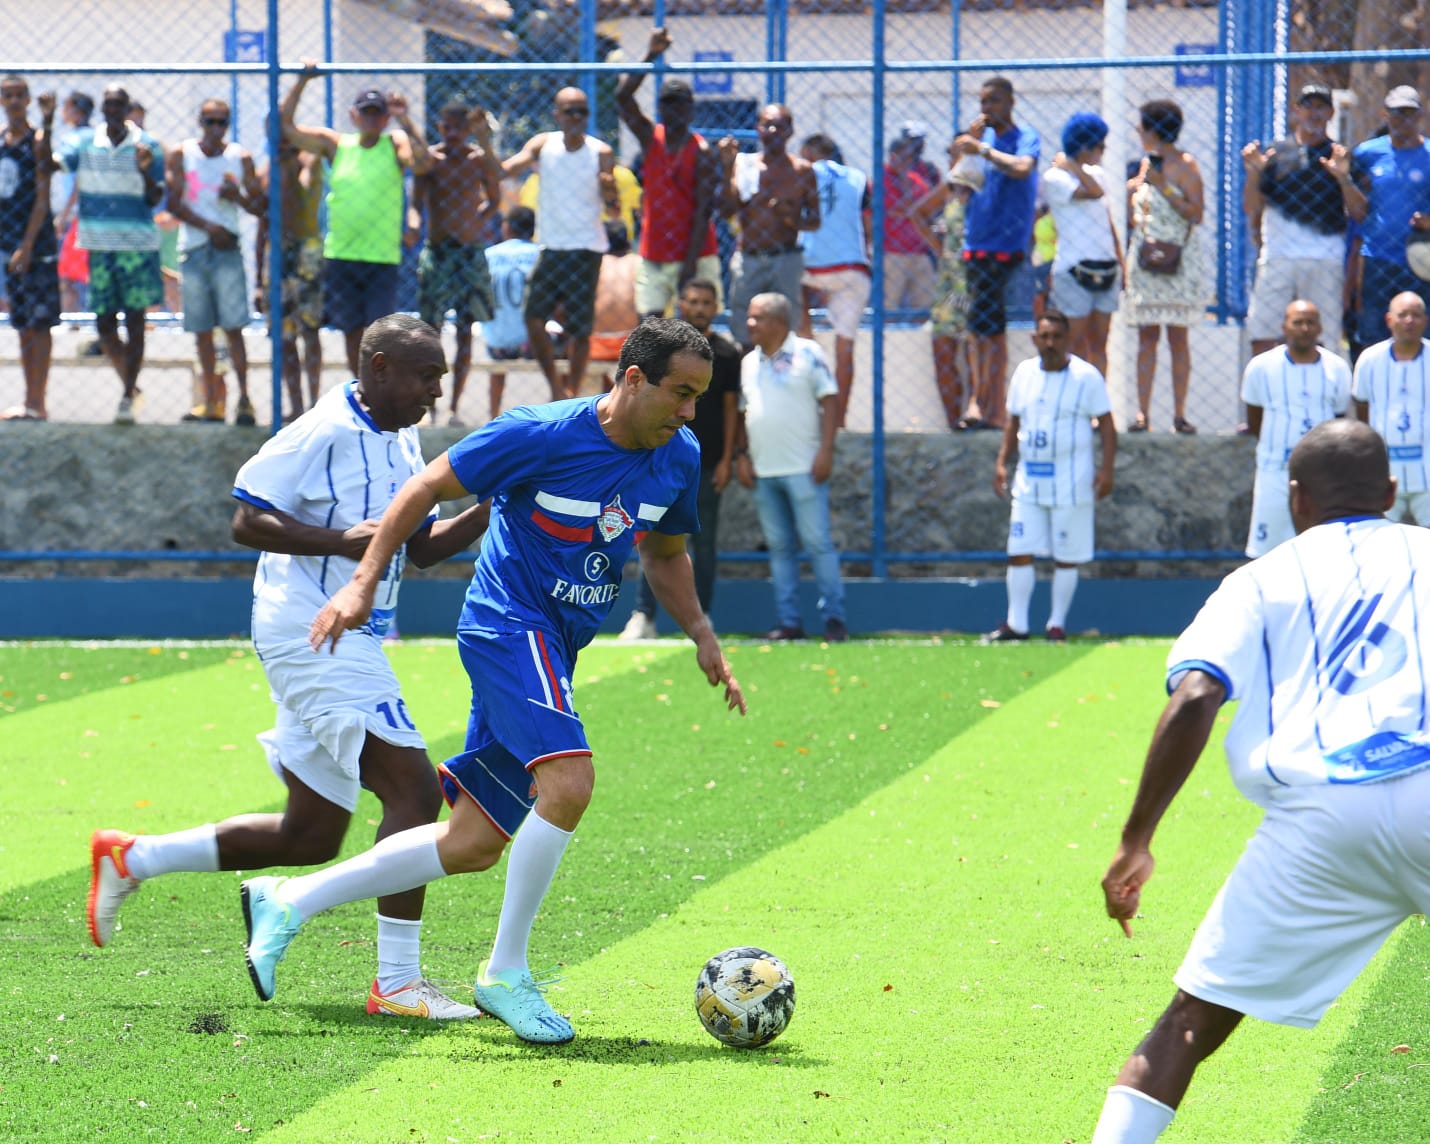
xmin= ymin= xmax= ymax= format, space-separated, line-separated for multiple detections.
xmin=439 ymin=101 xmax=469 ymax=120
xmin=983 ymin=75 xmax=1014 ymax=98
xmin=1289 ymin=419 xmax=1392 ymax=517
xmin=1 ymin=75 xmax=27 ymax=95
xmin=618 ymin=318 xmax=712 ymax=387
xmin=68 ymin=91 xmax=94 ymax=120
xmin=505 ymin=206 xmax=536 ymax=239
xmin=1140 ymin=99 xmax=1184 ymax=144
xmin=358 ymin=313 xmax=439 ymax=376
xmin=682 ymin=277 xmax=719 ymax=299
xmin=802 ymin=133 xmax=837 ymax=159
xmin=605 ymin=219 xmax=631 ymax=256
xmin=1038 ymin=308 xmax=1071 ymax=333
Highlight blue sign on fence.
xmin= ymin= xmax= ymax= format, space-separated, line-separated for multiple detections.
xmin=224 ymin=30 xmax=267 ymax=65
xmin=1174 ymin=43 xmax=1217 ymax=88
xmin=692 ymin=51 xmax=733 ymax=96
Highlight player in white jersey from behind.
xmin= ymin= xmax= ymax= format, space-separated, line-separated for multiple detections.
xmin=1241 ymin=299 xmax=1351 ymax=556
xmin=987 ymin=309 xmax=1116 ymax=642
xmin=1353 ymin=291 xmax=1430 ymax=522
xmin=86 ymin=314 xmax=490 ymax=1020
xmin=1092 ymin=419 xmax=1430 ymax=1142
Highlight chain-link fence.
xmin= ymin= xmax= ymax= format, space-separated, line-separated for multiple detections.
xmin=1 ymin=1 xmax=1428 ymax=571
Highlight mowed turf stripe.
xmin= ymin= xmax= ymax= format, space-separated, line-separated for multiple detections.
xmin=263 ymin=643 xmax=1419 ymax=1144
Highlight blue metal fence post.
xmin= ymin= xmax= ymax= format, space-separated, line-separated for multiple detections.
xmin=1216 ymin=0 xmax=1239 ymax=323
xmin=774 ymin=0 xmax=788 ymax=108
xmin=870 ymin=0 xmax=887 ymax=578
xmin=267 ymin=0 xmax=284 ymax=433
xmin=951 ymin=0 xmax=962 ymax=139
xmin=323 ymin=0 xmax=334 ymax=128
xmin=229 ymin=0 xmax=241 ymax=135
xmin=580 ymin=0 xmax=597 ymax=112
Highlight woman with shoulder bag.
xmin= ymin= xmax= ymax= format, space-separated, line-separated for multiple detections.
xmin=1124 ymin=99 xmax=1205 ymax=433
xmin=1041 ymin=112 xmax=1122 ymax=377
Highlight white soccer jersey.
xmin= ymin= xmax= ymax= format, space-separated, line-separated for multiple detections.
xmin=1241 ymin=347 xmax=1352 ymax=472
xmin=1007 ymin=353 xmax=1112 ymax=506
xmin=232 ymin=382 xmax=433 ymax=642
xmin=1352 ymin=338 xmax=1430 ymax=494
xmin=1168 ymin=516 xmax=1430 ymax=806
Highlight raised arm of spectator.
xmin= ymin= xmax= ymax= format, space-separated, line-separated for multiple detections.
xmin=502 ymin=131 xmax=547 ymax=178
xmin=1052 ymin=151 xmax=1104 ymax=200
xmin=387 ymin=91 xmax=432 ymax=177
xmin=280 ymin=61 xmax=339 ymax=162
xmin=470 ymin=108 xmax=504 ymax=221
xmin=1240 ymin=140 xmax=1268 ymax=246
xmin=909 ymin=181 xmax=952 ymax=258
xmin=232 ymin=152 xmax=267 ymax=220
xmin=615 ymin=26 xmax=669 ymax=151
xmin=1322 ymin=144 xmax=1367 ymax=224
xmin=716 ymin=135 xmax=741 ymax=218
xmin=1145 ymin=151 xmax=1203 ymax=226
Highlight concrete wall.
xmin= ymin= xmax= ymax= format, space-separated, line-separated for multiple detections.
xmin=0 ymin=421 xmax=1255 ymax=569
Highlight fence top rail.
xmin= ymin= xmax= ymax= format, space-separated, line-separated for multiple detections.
xmin=7 ymin=46 xmax=1427 ymax=78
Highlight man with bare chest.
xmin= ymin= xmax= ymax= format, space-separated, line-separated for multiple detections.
xmin=412 ymin=102 xmax=503 ymax=427
xmin=720 ymin=104 xmax=820 ymax=345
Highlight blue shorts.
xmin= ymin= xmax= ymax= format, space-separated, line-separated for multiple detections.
xmin=324 ymin=257 xmax=399 ymax=333
xmin=438 ymin=628 xmax=591 ymax=839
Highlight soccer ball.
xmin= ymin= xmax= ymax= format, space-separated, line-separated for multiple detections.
xmin=694 ymin=946 xmax=796 ymax=1049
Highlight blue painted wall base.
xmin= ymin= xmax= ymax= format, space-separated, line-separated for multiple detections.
xmin=0 ymin=575 xmax=1220 ymax=639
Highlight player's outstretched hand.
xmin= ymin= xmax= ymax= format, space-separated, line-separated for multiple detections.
xmin=1101 ymin=842 xmax=1154 ymax=938
xmin=309 ymin=582 xmax=374 ymax=654
xmin=696 ymin=640 xmax=746 ymax=715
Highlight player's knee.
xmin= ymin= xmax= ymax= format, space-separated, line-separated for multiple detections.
xmin=280 ymin=823 xmax=346 ymax=866
xmin=533 ymin=760 xmax=594 ymax=825
xmin=1160 ymin=991 xmax=1240 ymax=1060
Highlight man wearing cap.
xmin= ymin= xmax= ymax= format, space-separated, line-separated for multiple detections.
xmin=1241 ymin=83 xmax=1365 ymax=358
xmin=883 ymin=133 xmax=934 ymax=314
xmin=1352 ymin=86 xmax=1430 ymax=355
xmin=280 ymin=60 xmax=432 ymax=378
xmin=615 ymin=26 xmax=721 ymax=319
xmin=896 ymin=121 xmax=941 ymax=193
xmin=952 ymin=76 xmax=1040 ymax=431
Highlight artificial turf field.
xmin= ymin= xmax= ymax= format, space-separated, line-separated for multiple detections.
xmin=2 ymin=637 xmax=1428 ymax=1143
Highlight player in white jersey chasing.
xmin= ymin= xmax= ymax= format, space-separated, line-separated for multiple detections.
xmin=987 ymin=308 xmax=1116 ymax=642
xmin=1092 ymin=419 xmax=1430 ymax=1142
xmin=1353 ymin=291 xmax=1430 ymax=522
xmin=1241 ymin=299 xmax=1351 ymax=556
xmin=86 ymin=314 xmax=490 ymax=1020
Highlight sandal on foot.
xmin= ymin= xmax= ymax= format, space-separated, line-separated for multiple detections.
xmin=1128 ymin=414 xmax=1149 ymax=433
xmin=1173 ymin=416 xmax=1197 ymax=435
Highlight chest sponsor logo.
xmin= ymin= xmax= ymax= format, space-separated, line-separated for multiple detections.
xmin=583 ymin=551 xmax=611 ymax=582
xmin=596 ymin=495 xmax=635 ymax=543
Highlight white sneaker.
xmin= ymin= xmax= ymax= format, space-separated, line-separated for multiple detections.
xmin=618 ymin=612 xmax=657 ymax=641
xmin=114 ymin=396 xmax=135 ymax=425
xmin=367 ymin=977 xmax=482 ymax=1020
xmin=447 ymin=413 xmax=466 ymax=429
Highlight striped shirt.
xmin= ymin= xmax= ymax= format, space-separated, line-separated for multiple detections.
xmin=1007 ymin=353 xmax=1112 ymax=506
xmin=1169 ymin=516 xmax=1430 ymax=805
xmin=60 ymin=125 xmax=162 ymax=252
xmin=1241 ymin=347 xmax=1352 ymax=472
xmin=1352 ymin=338 xmax=1430 ymax=494
xmin=231 ymin=382 xmax=432 ymax=642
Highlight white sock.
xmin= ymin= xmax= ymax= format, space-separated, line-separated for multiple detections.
xmin=280 ymin=823 xmax=446 ymax=920
xmin=486 ymin=811 xmax=573 ymax=975
xmin=1091 ymin=1085 xmax=1176 ymax=1144
xmin=1049 ymin=566 xmax=1080 ymax=630
xmin=126 ymin=825 xmax=219 ymax=880
xmin=1006 ymin=564 xmax=1035 ymax=633
xmin=375 ymin=914 xmax=424 ymax=995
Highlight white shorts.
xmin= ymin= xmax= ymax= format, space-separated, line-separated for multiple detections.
xmin=1007 ymin=500 xmax=1094 ymax=563
xmin=1386 ymin=488 xmax=1430 ymax=526
xmin=254 ymin=634 xmax=426 ymax=813
xmin=803 ymin=266 xmax=871 ymax=340
xmin=1049 ymin=266 xmax=1121 ymax=320
xmin=1246 ymin=466 xmax=1294 ymax=558
xmin=1246 ymin=257 xmax=1345 ymax=343
xmin=634 ymin=255 xmax=723 ymax=317
xmin=1175 ymin=771 xmax=1430 ymax=1028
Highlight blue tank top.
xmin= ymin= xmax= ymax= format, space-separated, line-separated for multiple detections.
xmin=0 ymin=127 xmax=55 ymax=256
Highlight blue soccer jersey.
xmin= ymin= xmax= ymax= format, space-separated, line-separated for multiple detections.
xmin=447 ymin=396 xmax=701 ymax=658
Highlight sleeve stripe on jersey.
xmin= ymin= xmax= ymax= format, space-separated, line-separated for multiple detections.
xmin=232 ymin=487 xmax=277 ymax=511
xmin=1166 ymin=658 xmax=1234 ymax=701
xmin=531 ymin=508 xmax=593 ymax=542
xmin=638 ymin=503 xmax=669 ymax=522
xmin=536 ymin=490 xmax=601 ymax=518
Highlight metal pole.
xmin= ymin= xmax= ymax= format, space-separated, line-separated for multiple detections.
xmin=580 ymin=0 xmax=597 ymax=111
xmin=267 ymin=0 xmax=284 ymax=433
xmin=229 ymin=0 xmax=240 ymax=135
xmin=324 ymin=0 xmax=335 ymax=129
xmin=870 ymin=0 xmax=887 ymax=578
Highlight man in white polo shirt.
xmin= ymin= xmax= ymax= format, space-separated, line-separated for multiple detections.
xmin=735 ymin=291 xmax=847 ymax=642
xmin=1242 ymin=299 xmax=1352 ymax=556
xmin=1353 ymin=291 xmax=1430 ymax=522
xmin=988 ymin=308 xmax=1116 ymax=642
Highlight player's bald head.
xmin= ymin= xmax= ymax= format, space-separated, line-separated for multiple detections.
xmin=1287 ymin=419 xmax=1394 ymax=528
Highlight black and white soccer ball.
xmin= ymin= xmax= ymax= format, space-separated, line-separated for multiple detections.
xmin=694 ymin=946 xmax=796 ymax=1049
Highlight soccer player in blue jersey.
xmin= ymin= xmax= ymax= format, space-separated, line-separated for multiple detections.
xmin=1092 ymin=419 xmax=1430 ymax=1142
xmin=240 ymin=317 xmax=746 ymax=1044
xmin=88 ymin=315 xmax=490 ymax=1020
